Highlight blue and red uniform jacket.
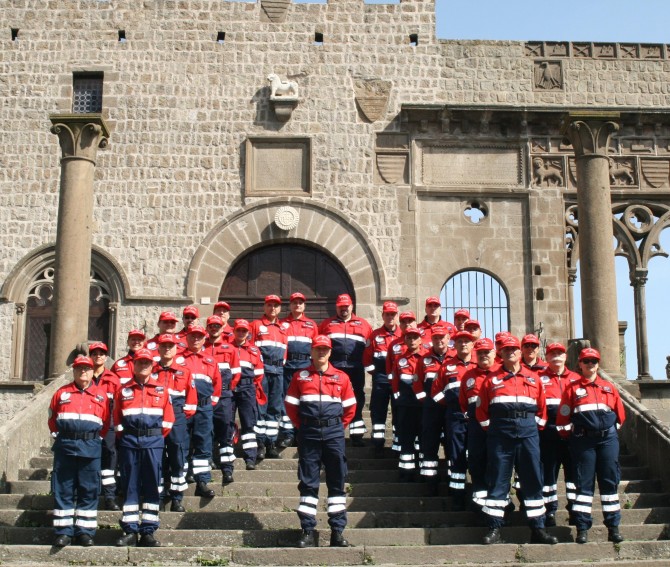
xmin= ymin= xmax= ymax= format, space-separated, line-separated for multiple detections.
xmin=152 ymin=359 xmax=197 ymax=419
xmin=431 ymin=356 xmax=477 ymax=415
xmin=251 ymin=316 xmax=288 ymax=375
xmin=459 ymin=366 xmax=494 ymax=419
xmin=284 ymin=363 xmax=357 ymax=433
xmin=477 ymin=365 xmax=547 ymax=438
xmin=112 ymin=352 xmax=138 ymax=386
xmin=92 ymin=368 xmax=120 ymax=404
xmin=386 ymin=336 xmax=408 ymax=382
xmin=556 ymin=375 xmax=625 ymax=436
xmin=364 ymin=325 xmax=402 ymax=379
xmin=416 ymin=349 xmax=448 ymax=401
xmin=319 ymin=315 xmax=372 ymax=370
xmin=49 ymin=381 xmax=110 ymax=458
xmin=234 ymin=341 xmax=266 ymax=404
xmin=203 ymin=340 xmax=241 ymax=400
xmin=280 ymin=314 xmax=318 ymax=370
xmin=114 ymin=375 xmax=175 ymax=449
xmin=539 ymin=367 xmax=581 ymax=433
xmin=181 ymin=350 xmax=222 ymax=405
xmin=391 ymin=347 xmax=428 ymax=406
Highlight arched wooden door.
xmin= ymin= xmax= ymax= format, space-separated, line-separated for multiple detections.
xmin=219 ymin=244 xmax=355 ymax=322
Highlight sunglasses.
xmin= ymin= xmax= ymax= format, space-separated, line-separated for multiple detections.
xmin=581 ymin=358 xmax=599 ymax=364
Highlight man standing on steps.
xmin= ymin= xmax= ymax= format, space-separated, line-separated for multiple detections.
xmin=284 ymin=335 xmax=357 ymax=548
xmin=319 ymin=293 xmax=372 ymax=446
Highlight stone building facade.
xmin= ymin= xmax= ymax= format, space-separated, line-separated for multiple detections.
xmin=1 ymin=0 xmax=670 ymax=412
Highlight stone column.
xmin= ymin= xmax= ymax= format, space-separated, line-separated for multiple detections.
xmin=48 ymin=114 xmax=109 ymax=380
xmin=567 ymin=268 xmax=577 ymax=339
xmin=562 ymin=113 xmax=621 ymax=374
xmin=631 ymin=269 xmax=652 ymax=380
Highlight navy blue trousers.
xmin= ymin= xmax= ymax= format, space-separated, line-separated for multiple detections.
xmin=419 ymin=398 xmax=445 ymax=481
xmin=52 ymin=453 xmax=101 ymax=537
xmin=189 ymin=404 xmax=213 ymax=483
xmin=118 ymin=445 xmax=162 ymax=535
xmin=467 ymin=419 xmax=488 ymax=506
xmin=444 ymin=413 xmax=468 ymax=494
xmin=369 ymin=377 xmax=392 ymax=447
xmin=257 ymin=371 xmax=283 ymax=445
xmin=213 ymin=396 xmax=235 ymax=471
xmin=163 ymin=406 xmax=189 ymax=501
xmin=232 ymin=386 xmax=259 ymax=467
xmin=540 ymin=430 xmax=573 ymax=515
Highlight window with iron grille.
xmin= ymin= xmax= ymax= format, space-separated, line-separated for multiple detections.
xmin=72 ymin=73 xmax=103 ymax=113
xmin=440 ymin=269 xmax=510 ymax=339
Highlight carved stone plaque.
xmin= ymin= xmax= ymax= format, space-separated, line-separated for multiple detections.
xmin=419 ymin=143 xmax=523 ymax=187
xmin=245 ymin=137 xmax=311 ymax=196
xmin=354 ymin=79 xmax=391 ymax=122
xmin=534 ymin=60 xmax=563 ymax=90
xmin=640 ymin=159 xmax=670 ymax=189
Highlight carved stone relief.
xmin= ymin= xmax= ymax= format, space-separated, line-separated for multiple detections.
xmin=533 ymin=61 xmax=563 ymax=91
xmin=245 ymin=137 xmax=311 ymax=196
xmin=354 ymin=79 xmax=391 ymax=123
xmin=609 ymin=157 xmax=637 ymax=187
xmin=532 ymin=156 xmax=565 ymax=187
xmin=260 ymin=0 xmax=290 ymax=23
xmin=640 ymin=159 xmax=670 ymax=189
xmin=525 ymin=41 xmax=667 ymax=60
xmin=374 ymin=133 xmax=408 ymax=185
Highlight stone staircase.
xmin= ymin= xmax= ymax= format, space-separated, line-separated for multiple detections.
xmin=2 ymin=409 xmax=670 ymax=566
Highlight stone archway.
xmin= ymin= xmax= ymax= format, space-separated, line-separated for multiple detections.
xmin=186 ymin=198 xmax=388 ymax=320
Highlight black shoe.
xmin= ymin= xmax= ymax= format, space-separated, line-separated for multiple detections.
xmin=330 ymin=530 xmax=351 ymax=547
xmin=297 ymin=529 xmax=316 ymax=548
xmin=483 ymin=528 xmax=502 ymax=545
xmin=115 ymin=532 xmax=138 ymax=547
xmin=530 ymin=528 xmax=558 ymax=545
xmin=545 ymin=513 xmax=556 ymax=527
xmin=185 ymin=472 xmax=195 ymax=484
xmin=222 ymin=471 xmax=234 ymax=484
xmin=170 ymin=500 xmax=185 ymax=512
xmin=576 ymin=529 xmax=588 ymax=544
xmin=256 ymin=444 xmax=266 ymax=461
xmin=246 ymin=461 xmax=256 ymax=471
xmin=266 ymin=443 xmax=280 ymax=459
xmin=138 ymin=533 xmax=161 ymax=547
xmin=195 ymin=481 xmax=216 ymax=498
xmin=54 ymin=535 xmax=72 ymax=547
xmin=75 ymin=534 xmax=94 ymax=547
xmin=104 ymin=498 xmax=120 ymax=511
xmin=608 ymin=526 xmax=623 ymax=543
xmin=278 ymin=436 xmax=294 ymax=448
xmin=351 ymin=436 xmax=365 ymax=447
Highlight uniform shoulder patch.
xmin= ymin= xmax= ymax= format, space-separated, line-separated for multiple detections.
xmin=60 ymin=391 xmax=71 ymax=401
xmin=281 ymin=322 xmax=289 ymax=330
xmin=526 ymin=377 xmax=535 ymax=384
xmin=116 ymin=359 xmax=127 ymax=368
xmin=176 ymin=356 xmax=185 ymax=364
xmin=559 ymin=404 xmax=571 ymax=416
xmin=423 ymin=357 xmax=433 ymax=365
xmin=576 ymin=388 xmax=587 ymax=396
xmin=259 ymin=325 xmax=268 ymax=333
xmin=147 ymin=341 xmax=157 ymax=350
xmin=446 ymin=364 xmax=457 ymax=371
xmin=121 ymin=387 xmax=133 ymax=398
xmin=466 ymin=378 xmax=475 ymax=389
xmin=376 ymin=336 xmax=385 ymax=343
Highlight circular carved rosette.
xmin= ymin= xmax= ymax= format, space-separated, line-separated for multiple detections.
xmin=274 ymin=206 xmax=300 ymax=231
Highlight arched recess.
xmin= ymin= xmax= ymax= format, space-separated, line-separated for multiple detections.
xmin=1 ymin=243 xmax=130 ymax=381
xmin=187 ymin=198 xmax=388 ymax=317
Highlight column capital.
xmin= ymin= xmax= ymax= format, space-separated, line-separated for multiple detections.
xmin=49 ymin=113 xmax=110 ymax=163
xmin=561 ymin=112 xmax=621 ymax=158
xmin=630 ymin=268 xmax=649 ymax=288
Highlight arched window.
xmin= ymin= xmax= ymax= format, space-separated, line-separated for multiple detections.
xmin=440 ymin=269 xmax=510 ymax=339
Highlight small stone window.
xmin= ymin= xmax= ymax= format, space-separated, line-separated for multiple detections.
xmin=464 ymin=201 xmax=488 ymax=224
xmin=72 ymin=73 xmax=104 ymax=114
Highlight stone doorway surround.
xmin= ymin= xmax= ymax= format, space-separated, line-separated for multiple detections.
xmin=186 ymin=198 xmax=389 ymax=322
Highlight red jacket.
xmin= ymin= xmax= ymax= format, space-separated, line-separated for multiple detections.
xmin=234 ymin=341 xmax=266 ymax=404
xmin=111 ymin=352 xmax=137 ymax=386
xmin=203 ymin=340 xmax=241 ymax=398
xmin=182 ymin=350 xmax=222 ymax=404
xmin=319 ymin=315 xmax=372 ymax=369
xmin=416 ymin=349 xmax=449 ymax=401
xmin=152 ymin=359 xmax=197 ymax=419
xmin=280 ymin=314 xmax=318 ymax=369
xmin=459 ymin=366 xmax=494 ymax=418
xmin=251 ymin=316 xmax=288 ymax=374
xmin=431 ymin=355 xmax=477 ymax=412
xmin=391 ymin=347 xmax=428 ymax=406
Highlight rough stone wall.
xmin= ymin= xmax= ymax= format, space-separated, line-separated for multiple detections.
xmin=1 ymin=0 xmax=670 ymax=383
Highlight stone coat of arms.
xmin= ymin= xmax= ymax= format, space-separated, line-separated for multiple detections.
xmin=354 ymin=79 xmax=391 ymax=122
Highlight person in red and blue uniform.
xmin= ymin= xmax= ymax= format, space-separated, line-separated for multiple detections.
xmin=521 ymin=334 xmax=548 ymax=373
xmin=285 ymin=335 xmax=357 ymax=549
xmin=231 ymin=319 xmax=265 ymax=469
xmin=114 ymin=348 xmax=174 ymax=548
xmin=182 ymin=324 xmax=221 ymax=498
xmin=204 ymin=315 xmax=241 ymax=483
xmin=89 ymin=342 xmax=121 ymax=511
xmin=252 ymin=294 xmax=288 ymax=459
xmin=391 ymin=327 xmax=427 ymax=482
xmin=279 ymin=292 xmax=318 ymax=448
xmin=556 ymin=347 xmax=626 ymax=545
xmin=363 ymin=301 xmax=401 ymax=457
xmin=145 ymin=312 xmax=180 ymax=359
xmin=419 ymin=297 xmax=447 ymax=343
xmin=431 ymin=330 xmax=477 ymax=510
xmin=153 ymin=334 xmax=197 ymax=512
xmin=49 ymin=355 xmax=110 ymax=548
xmin=112 ymin=329 xmax=147 ymax=386
xmin=319 ymin=293 xmax=372 ymax=446
xmin=212 ymin=301 xmax=235 ymax=344
xmin=459 ymin=337 xmax=497 ymax=511
xmin=416 ymin=323 xmax=450 ymax=493
xmin=538 ymin=342 xmax=581 ymax=527
xmin=476 ymin=335 xmax=557 ymax=546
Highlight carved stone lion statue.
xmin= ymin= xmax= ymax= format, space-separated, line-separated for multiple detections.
xmin=608 ymin=158 xmax=635 ymax=186
xmin=267 ymin=73 xmax=299 ymax=99
xmin=533 ymin=157 xmax=564 ymax=187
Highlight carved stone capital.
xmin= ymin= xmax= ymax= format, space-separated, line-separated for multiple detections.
xmin=567 ymin=269 xmax=578 ymax=285
xmin=630 ymin=268 xmax=649 ymax=288
xmin=15 ymin=302 xmax=26 ymax=315
xmin=49 ymin=113 xmax=110 ymax=164
xmin=561 ymin=112 xmax=620 ymax=158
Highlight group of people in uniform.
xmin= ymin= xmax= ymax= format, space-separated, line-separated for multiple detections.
xmin=48 ymin=292 xmax=626 ymax=549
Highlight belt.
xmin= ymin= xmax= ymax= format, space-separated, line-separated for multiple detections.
xmin=221 ymin=385 xmax=230 ymax=391
xmin=266 ymin=359 xmax=284 ymax=367
xmin=237 ymin=377 xmax=254 ymax=385
xmin=123 ymin=427 xmax=162 ymax=437
xmin=198 ymin=397 xmax=212 ymax=407
xmin=576 ymin=426 xmax=614 ymax=438
xmin=59 ymin=431 xmax=98 ymax=440
xmin=301 ymin=417 xmax=342 ymax=427
xmin=288 ymin=353 xmax=311 ymax=362
xmin=495 ymin=410 xmax=531 ymax=419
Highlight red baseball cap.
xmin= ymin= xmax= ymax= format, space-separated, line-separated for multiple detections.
xmin=157 ymin=334 xmax=178 ymax=345
xmin=495 ymin=331 xmax=511 ymax=343
xmin=234 ymin=319 xmax=251 ymax=331
xmin=404 ymin=327 xmax=422 ymax=337
xmin=89 ymin=342 xmax=108 ymax=353
xmin=290 ymin=292 xmax=306 ymax=302
xmin=521 ymin=334 xmax=541 ymax=346
xmin=128 ymin=329 xmax=146 ymax=340
xmin=464 ymin=319 xmax=481 ymax=330
xmin=187 ymin=325 xmax=207 ymax=336
xmin=452 ymin=330 xmax=476 ymax=342
xmin=431 ymin=323 xmax=450 ymax=337
xmin=500 ymin=335 xmax=521 ymax=349
xmin=454 ymin=309 xmax=470 ymax=319
xmin=425 ymin=296 xmax=441 ymax=306
xmin=382 ymin=301 xmax=398 ymax=313
xmin=336 ymin=294 xmax=353 ymax=307
xmin=264 ymin=294 xmax=281 ymax=304
xmin=579 ymin=347 xmax=601 ymax=361
xmin=312 ymin=335 xmax=332 ymax=348
xmin=399 ymin=311 xmax=416 ymax=322
xmin=474 ymin=338 xmax=495 ymax=351
xmin=73 ymin=355 xmax=94 ymax=368
xmin=183 ymin=306 xmax=200 ymax=318
xmin=206 ymin=315 xmax=223 ymax=327
xmin=546 ymin=342 xmax=567 ymax=354
xmin=134 ymin=348 xmax=154 ymax=362
xmin=214 ymin=301 xmax=231 ymax=311
xmin=159 ymin=311 xmax=179 ymax=322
